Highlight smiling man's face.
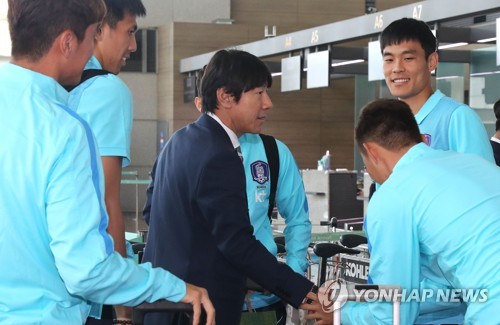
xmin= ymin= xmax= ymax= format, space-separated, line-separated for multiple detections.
xmin=94 ymin=11 xmax=138 ymax=74
xmin=382 ymin=40 xmax=437 ymax=108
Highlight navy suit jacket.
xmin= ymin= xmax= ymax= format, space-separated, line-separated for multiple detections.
xmin=143 ymin=114 xmax=312 ymax=324
xmin=490 ymin=139 xmax=500 ymax=167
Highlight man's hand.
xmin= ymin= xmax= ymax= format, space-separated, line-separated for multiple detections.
xmin=113 ymin=305 xmax=132 ymax=321
xmin=181 ymin=283 xmax=215 ymax=325
xmin=300 ymin=292 xmax=333 ymax=325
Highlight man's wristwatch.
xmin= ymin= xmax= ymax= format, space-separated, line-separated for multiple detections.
xmin=304 ymin=284 xmax=319 ymax=304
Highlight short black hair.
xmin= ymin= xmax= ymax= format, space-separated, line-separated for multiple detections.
xmin=380 ymin=18 xmax=437 ymax=59
xmin=201 ymin=49 xmax=272 ymax=114
xmin=356 ymin=99 xmax=423 ymax=155
xmin=102 ymin=0 xmax=146 ymax=28
xmin=494 ymin=99 xmax=500 ymax=131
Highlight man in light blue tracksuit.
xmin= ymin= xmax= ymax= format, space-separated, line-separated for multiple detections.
xmin=0 ymin=1 xmax=214 ymax=324
xmin=67 ymin=0 xmax=146 ymax=321
xmin=302 ymin=99 xmax=499 ymax=325
xmin=380 ymin=18 xmax=494 ymax=163
xmin=239 ymin=133 xmax=311 ymax=324
xmin=374 ymin=18 xmax=496 ymax=322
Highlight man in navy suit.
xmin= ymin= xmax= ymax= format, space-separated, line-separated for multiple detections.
xmin=143 ymin=49 xmax=315 ymax=324
xmin=490 ymin=99 xmax=500 ymax=166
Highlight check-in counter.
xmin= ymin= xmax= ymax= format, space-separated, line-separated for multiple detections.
xmin=301 ymin=169 xmax=364 ymax=230
xmin=301 ymin=169 xmax=329 ymax=194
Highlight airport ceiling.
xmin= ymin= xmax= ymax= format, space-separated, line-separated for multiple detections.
xmin=179 ymin=0 xmax=500 ymax=77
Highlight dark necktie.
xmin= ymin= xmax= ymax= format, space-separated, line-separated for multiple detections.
xmin=235 ymin=146 xmax=243 ymax=163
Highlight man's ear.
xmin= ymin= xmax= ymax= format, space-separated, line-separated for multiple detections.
xmin=59 ymin=30 xmax=76 ymax=58
xmin=363 ymin=142 xmax=379 ymax=164
xmin=427 ymin=51 xmax=438 ymax=72
xmin=216 ymin=88 xmax=232 ymax=109
xmin=94 ymin=23 xmax=104 ymax=42
xmin=194 ymin=97 xmax=202 ymax=113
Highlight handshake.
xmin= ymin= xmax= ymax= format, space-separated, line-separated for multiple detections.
xmin=300 ymin=281 xmax=339 ymax=325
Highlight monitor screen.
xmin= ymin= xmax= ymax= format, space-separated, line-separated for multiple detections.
xmin=497 ymin=18 xmax=499 ymax=66
xmin=307 ymin=50 xmax=330 ymax=89
xmin=368 ymin=40 xmax=384 ymax=81
xmin=183 ymin=75 xmax=196 ymax=103
xmin=281 ymin=56 xmax=302 ymax=92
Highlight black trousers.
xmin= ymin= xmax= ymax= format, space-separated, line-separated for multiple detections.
xmin=145 ymin=302 xmax=286 ymax=325
xmin=85 ymin=305 xmax=114 ymax=325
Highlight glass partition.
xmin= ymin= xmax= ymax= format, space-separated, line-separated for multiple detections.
xmin=470 ymin=46 xmax=499 ymax=137
xmin=354 ymin=75 xmax=380 ymax=171
xmin=0 ymin=0 xmax=10 ymax=64
xmin=436 ymin=62 xmax=466 ymax=104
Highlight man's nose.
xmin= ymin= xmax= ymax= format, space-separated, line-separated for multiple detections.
xmin=392 ymin=58 xmax=404 ymax=72
xmin=129 ymin=34 xmax=138 ymax=53
xmin=262 ymin=92 xmax=272 ymax=110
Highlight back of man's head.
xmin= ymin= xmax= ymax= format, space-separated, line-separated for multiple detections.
xmin=102 ymin=0 xmax=146 ymax=28
xmin=380 ymin=18 xmax=437 ymax=59
xmin=201 ymin=49 xmax=272 ymax=114
xmin=494 ymin=99 xmax=500 ymax=131
xmin=8 ymin=0 xmax=106 ymax=62
xmin=356 ymin=99 xmax=423 ymax=155
xmin=195 ymin=65 xmax=207 ymax=98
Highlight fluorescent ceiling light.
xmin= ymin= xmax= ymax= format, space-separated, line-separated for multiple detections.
xmin=331 ymin=59 xmax=365 ymax=67
xmin=470 ymin=70 xmax=500 ymax=77
xmin=477 ymin=37 xmax=497 ymax=43
xmin=271 ymin=72 xmax=282 ymax=77
xmin=438 ymin=42 xmax=468 ymax=50
xmin=211 ymin=18 xmax=235 ymax=24
xmin=436 ymin=75 xmax=462 ymax=80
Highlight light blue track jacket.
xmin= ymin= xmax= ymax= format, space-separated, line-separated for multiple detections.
xmin=68 ymin=56 xmax=132 ymax=166
xmin=341 ymin=143 xmax=500 ymax=324
xmin=240 ymin=133 xmax=311 ymax=309
xmin=417 ymin=90 xmax=494 ymax=163
xmin=0 ymin=63 xmax=185 ymax=325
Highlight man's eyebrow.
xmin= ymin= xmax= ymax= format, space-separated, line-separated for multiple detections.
xmin=383 ymin=49 xmax=417 ymax=56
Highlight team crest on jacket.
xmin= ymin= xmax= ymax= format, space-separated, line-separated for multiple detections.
xmin=422 ymin=133 xmax=431 ymax=146
xmin=250 ymin=160 xmax=269 ymax=184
